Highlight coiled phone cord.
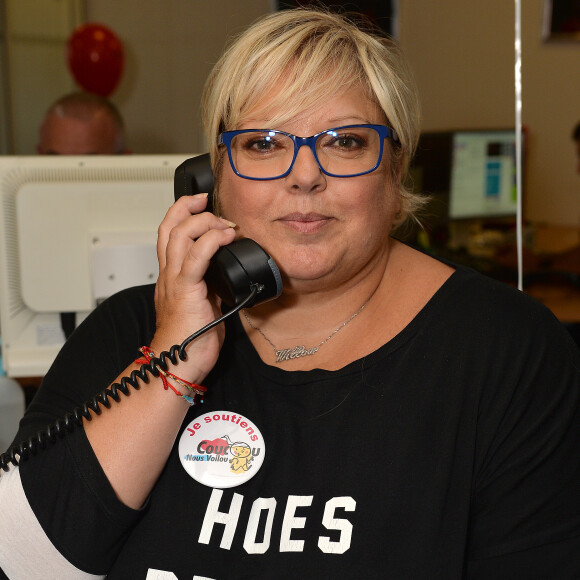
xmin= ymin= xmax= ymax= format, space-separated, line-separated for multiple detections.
xmin=0 ymin=285 xmax=259 ymax=473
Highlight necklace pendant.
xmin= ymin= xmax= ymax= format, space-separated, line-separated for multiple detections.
xmin=275 ymin=345 xmax=319 ymax=363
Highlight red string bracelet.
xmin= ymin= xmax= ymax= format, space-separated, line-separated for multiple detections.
xmin=135 ymin=346 xmax=207 ymax=406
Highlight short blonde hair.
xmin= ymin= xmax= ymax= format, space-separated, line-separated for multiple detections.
xmin=202 ymin=7 xmax=424 ymax=226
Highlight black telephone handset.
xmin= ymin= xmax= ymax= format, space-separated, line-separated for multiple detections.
xmin=0 ymin=155 xmax=283 ymax=473
xmin=174 ymin=154 xmax=282 ymax=308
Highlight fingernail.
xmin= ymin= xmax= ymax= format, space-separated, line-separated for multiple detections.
xmin=221 ymin=219 xmax=237 ymax=228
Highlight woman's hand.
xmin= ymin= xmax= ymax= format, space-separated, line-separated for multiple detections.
xmin=83 ymin=193 xmax=236 ymax=509
xmin=151 ymin=194 xmax=236 ymax=382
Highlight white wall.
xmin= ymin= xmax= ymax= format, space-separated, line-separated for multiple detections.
xmin=518 ymin=3 xmax=580 ymax=226
xmin=3 ymin=0 xmax=84 ymax=154
xmin=398 ymin=1 xmax=580 ymax=226
xmin=86 ymin=0 xmax=272 ymax=155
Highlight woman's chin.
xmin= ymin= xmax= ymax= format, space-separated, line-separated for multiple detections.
xmin=276 ymin=253 xmax=345 ymax=286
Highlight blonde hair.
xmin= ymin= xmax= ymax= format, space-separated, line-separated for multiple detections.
xmin=202 ymin=7 xmax=424 ymax=226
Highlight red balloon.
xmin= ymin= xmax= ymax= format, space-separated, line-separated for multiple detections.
xmin=67 ymin=23 xmax=124 ymax=97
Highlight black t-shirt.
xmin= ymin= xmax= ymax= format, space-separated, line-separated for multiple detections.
xmin=10 ymin=265 xmax=580 ymax=578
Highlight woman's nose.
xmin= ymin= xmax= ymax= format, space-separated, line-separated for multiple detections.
xmin=286 ymin=145 xmax=326 ymax=192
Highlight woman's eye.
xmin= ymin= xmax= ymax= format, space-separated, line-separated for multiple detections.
xmin=324 ymin=133 xmax=366 ymax=150
xmin=335 ymin=135 xmax=364 ymax=149
xmin=246 ymin=138 xmax=273 ymax=151
xmin=337 ymin=137 xmax=354 ymax=148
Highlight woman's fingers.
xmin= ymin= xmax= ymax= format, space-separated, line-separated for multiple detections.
xmin=155 ymin=193 xmax=237 ymax=320
xmin=179 ymin=226 xmax=236 ymax=281
xmin=157 ymin=194 xmax=235 ymax=276
xmin=156 ymin=226 xmax=236 ymax=305
xmin=157 ymin=194 xmax=207 ymax=270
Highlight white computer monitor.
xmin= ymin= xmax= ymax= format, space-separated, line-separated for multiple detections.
xmin=0 ymin=154 xmax=196 ymax=377
xmin=449 ymin=130 xmax=519 ymax=220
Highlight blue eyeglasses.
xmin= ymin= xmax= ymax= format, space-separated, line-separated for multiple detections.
xmin=218 ymin=124 xmax=399 ymax=180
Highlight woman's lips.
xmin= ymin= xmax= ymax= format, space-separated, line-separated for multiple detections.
xmin=278 ymin=212 xmax=332 ymax=233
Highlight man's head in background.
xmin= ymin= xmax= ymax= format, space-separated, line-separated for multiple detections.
xmin=37 ymin=91 xmax=127 ymax=155
xmin=573 ymin=121 xmax=580 ymax=175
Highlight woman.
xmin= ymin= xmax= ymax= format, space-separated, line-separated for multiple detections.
xmin=1 ymin=8 xmax=579 ymax=578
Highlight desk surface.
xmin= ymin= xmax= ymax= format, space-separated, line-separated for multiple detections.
xmin=510 ymin=237 xmax=580 ymax=324
xmin=525 ymin=281 xmax=580 ymax=323
xmin=427 ymin=236 xmax=580 ymax=324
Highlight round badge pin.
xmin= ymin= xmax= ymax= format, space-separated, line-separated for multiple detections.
xmin=179 ymin=410 xmax=266 ymax=488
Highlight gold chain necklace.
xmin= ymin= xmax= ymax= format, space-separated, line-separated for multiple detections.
xmin=242 ymin=299 xmax=370 ymax=364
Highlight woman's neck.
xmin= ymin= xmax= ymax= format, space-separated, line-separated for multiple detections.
xmin=240 ymin=240 xmax=396 ymax=370
xmin=239 ymin=240 xmax=454 ymax=371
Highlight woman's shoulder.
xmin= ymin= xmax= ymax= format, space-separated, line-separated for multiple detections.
xmin=64 ymin=283 xmax=157 ymax=357
xmin=87 ymin=283 xmax=157 ymax=327
xmin=432 ymin=259 xmax=570 ymax=344
xmin=101 ymin=283 xmax=156 ymax=310
xmin=394 ymin=242 xmax=564 ymax=333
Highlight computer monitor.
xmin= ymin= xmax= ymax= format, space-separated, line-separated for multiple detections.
xmin=449 ymin=130 xmax=519 ymax=220
xmin=0 ymin=154 xmax=195 ymax=377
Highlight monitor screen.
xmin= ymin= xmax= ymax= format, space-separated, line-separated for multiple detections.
xmin=449 ymin=130 xmax=519 ymax=220
xmin=0 ymin=154 xmax=195 ymax=377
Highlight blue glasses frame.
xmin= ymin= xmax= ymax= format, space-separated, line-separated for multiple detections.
xmin=218 ymin=124 xmax=399 ymax=181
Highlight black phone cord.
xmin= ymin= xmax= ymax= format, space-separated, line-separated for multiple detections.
xmin=0 ymin=285 xmax=259 ymax=473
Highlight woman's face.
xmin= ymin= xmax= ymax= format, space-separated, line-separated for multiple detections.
xmin=218 ymin=84 xmax=402 ymax=293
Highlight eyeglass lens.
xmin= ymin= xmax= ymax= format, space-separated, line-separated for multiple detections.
xmin=229 ymin=126 xmax=382 ymax=179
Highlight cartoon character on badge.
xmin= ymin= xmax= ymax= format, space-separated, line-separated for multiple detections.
xmin=229 ymin=441 xmax=253 ymax=473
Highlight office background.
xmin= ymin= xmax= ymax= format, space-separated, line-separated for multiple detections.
xmin=1 ymin=0 xmax=579 ymax=226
